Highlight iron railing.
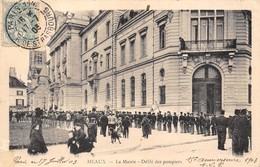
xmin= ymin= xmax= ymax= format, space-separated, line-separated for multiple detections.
xmin=182 ymin=39 xmax=236 ymax=51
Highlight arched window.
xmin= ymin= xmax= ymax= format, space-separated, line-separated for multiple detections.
xmin=141 ymin=73 xmax=146 ymax=106
xmin=85 ymin=89 xmax=88 ymax=104
xmin=121 ymin=79 xmax=125 ymax=107
xmin=130 ymin=77 xmax=135 ymax=106
xmin=94 ymin=87 xmax=97 ymax=102
xmin=106 ymin=83 xmax=110 ymax=100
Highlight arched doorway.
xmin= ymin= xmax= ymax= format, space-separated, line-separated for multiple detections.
xmin=192 ymin=65 xmax=221 ymax=115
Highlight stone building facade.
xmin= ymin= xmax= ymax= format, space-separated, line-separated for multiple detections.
xmin=47 ymin=10 xmax=251 ymax=115
xmin=47 ymin=16 xmax=88 ymax=111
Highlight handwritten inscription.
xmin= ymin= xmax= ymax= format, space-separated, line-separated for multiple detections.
xmin=186 ymin=156 xmax=258 ymax=167
xmin=13 ymin=156 xmax=77 ymax=166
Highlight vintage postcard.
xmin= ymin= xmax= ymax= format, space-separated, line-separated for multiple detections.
xmin=0 ymin=0 xmax=260 ymax=166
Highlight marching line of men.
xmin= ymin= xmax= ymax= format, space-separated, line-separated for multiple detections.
xmin=11 ymin=107 xmax=252 ymax=156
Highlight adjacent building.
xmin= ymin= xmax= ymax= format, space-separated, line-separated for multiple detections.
xmin=47 ymin=12 xmax=90 ymax=111
xmin=27 ymin=50 xmax=49 ymax=111
xmin=9 ymin=67 xmax=28 ymax=112
xmin=46 ymin=10 xmax=251 ymax=115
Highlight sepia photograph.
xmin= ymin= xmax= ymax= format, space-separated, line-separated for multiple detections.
xmin=0 ymin=0 xmax=259 ymax=166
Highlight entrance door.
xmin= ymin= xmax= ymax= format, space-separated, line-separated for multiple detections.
xmin=192 ymin=65 xmax=221 ymax=115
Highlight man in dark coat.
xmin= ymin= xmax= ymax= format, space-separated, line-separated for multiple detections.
xmin=172 ymin=112 xmax=178 ymax=133
xmin=189 ymin=113 xmax=195 ymax=134
xmin=195 ymin=114 xmax=201 ymax=134
xmin=166 ymin=111 xmax=172 ymax=133
xmin=231 ymin=109 xmax=249 ymax=156
xmin=133 ymin=111 xmax=138 ymax=128
xmin=122 ymin=116 xmax=131 ymax=138
xmin=179 ymin=112 xmax=184 ymax=133
xmin=151 ymin=113 xmax=156 ymax=130
xmin=157 ymin=111 xmax=163 ymax=131
xmin=216 ymin=109 xmax=229 ymax=150
xmin=204 ymin=114 xmax=211 ymax=136
xmin=211 ymin=115 xmax=217 ymax=135
xmin=141 ymin=113 xmax=150 ymax=138
xmin=99 ymin=112 xmax=108 ymax=137
xmin=179 ymin=37 xmax=186 ymax=50
xmin=87 ymin=118 xmax=98 ymax=143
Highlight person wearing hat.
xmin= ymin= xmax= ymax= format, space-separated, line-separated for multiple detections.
xmin=73 ymin=111 xmax=87 ymax=131
xmin=195 ymin=113 xmax=201 ymax=134
xmin=172 ymin=112 xmax=178 ymax=133
xmin=27 ymin=120 xmax=48 ymax=155
xmin=151 ymin=113 xmax=156 ymax=130
xmin=162 ymin=112 xmax=167 ymax=131
xmin=100 ymin=112 xmax=108 ymax=137
xmin=31 ymin=108 xmax=43 ymax=132
xmin=230 ymin=109 xmax=249 ymax=156
xmin=87 ymin=118 xmax=97 ymax=143
xmin=122 ymin=116 xmax=131 ymax=138
xmin=215 ymin=109 xmax=229 ymax=150
xmin=189 ymin=113 xmax=195 ymax=134
xmin=204 ymin=114 xmax=211 ymax=136
xmin=156 ymin=111 xmax=163 ymax=131
xmin=211 ymin=114 xmax=217 ymax=136
xmin=166 ymin=111 xmax=172 ymax=133
xmin=179 ymin=112 xmax=184 ymax=133
xmin=141 ymin=113 xmax=150 ymax=138
xmin=74 ymin=123 xmax=94 ymax=153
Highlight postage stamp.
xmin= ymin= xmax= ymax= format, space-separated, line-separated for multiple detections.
xmin=5 ymin=0 xmax=56 ymax=49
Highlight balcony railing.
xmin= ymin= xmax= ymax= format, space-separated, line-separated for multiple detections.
xmin=181 ymin=39 xmax=236 ymax=51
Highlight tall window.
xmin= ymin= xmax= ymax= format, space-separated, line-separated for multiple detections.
xmin=94 ymin=61 xmax=97 ymax=74
xmin=84 ymin=38 xmax=88 ymax=51
xmin=94 ymin=31 xmax=97 ymax=45
xmin=130 ymin=40 xmax=135 ymax=61
xmin=106 ymin=83 xmax=110 ymax=100
xmin=130 ymin=77 xmax=135 ymax=106
xmin=191 ymin=10 xmax=224 ymax=41
xmin=159 ymin=86 xmax=166 ymax=104
xmin=248 ymin=84 xmax=252 ymax=104
xmin=106 ymin=53 xmax=110 ymax=70
xmin=94 ymin=87 xmax=97 ymax=102
xmin=84 ymin=64 xmax=88 ymax=79
xmin=141 ymin=73 xmax=146 ymax=106
xmin=121 ymin=45 xmax=126 ymax=65
xmin=35 ymin=53 xmax=42 ymax=64
xmin=106 ymin=21 xmax=110 ymax=38
xmin=121 ymin=79 xmax=125 ymax=107
xmin=159 ymin=24 xmax=166 ymax=49
xmin=141 ymin=34 xmax=147 ymax=57
xmin=85 ymin=90 xmax=88 ymax=104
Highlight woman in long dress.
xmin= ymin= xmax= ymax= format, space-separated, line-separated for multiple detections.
xmin=27 ymin=121 xmax=48 ymax=155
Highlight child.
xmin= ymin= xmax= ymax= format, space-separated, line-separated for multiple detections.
xmin=67 ymin=131 xmax=78 ymax=154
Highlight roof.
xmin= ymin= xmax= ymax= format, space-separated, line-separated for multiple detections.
xmin=9 ymin=76 xmax=27 ymax=88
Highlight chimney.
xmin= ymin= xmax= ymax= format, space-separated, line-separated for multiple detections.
xmin=9 ymin=67 xmax=17 ymax=77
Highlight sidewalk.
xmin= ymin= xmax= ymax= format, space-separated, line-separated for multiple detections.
xmin=11 ymin=126 xmax=218 ymax=156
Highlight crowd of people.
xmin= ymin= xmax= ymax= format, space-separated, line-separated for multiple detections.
xmin=10 ymin=107 xmax=251 ymax=156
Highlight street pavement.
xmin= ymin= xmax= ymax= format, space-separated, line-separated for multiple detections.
xmin=9 ymin=127 xmax=258 ymax=167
